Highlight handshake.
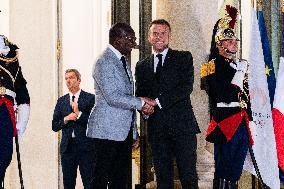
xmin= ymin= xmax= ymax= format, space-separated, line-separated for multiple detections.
xmin=140 ymin=97 xmax=158 ymax=116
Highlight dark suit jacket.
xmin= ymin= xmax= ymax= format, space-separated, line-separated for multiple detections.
xmin=52 ymin=90 xmax=95 ymax=153
xmin=135 ymin=48 xmax=200 ymax=141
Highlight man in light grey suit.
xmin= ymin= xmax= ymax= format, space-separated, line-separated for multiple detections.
xmin=87 ymin=23 xmax=155 ymax=189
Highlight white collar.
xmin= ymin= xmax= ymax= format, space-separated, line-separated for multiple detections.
xmin=108 ymin=44 xmax=123 ymax=60
xmin=154 ymin=48 xmax=169 ymax=58
xmin=69 ymin=89 xmax=81 ymax=101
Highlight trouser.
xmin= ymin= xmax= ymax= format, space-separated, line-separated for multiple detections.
xmin=151 ymin=133 xmax=198 ymax=189
xmin=213 ymin=178 xmax=238 ymax=189
xmin=61 ymin=139 xmax=95 ymax=189
xmin=0 ymin=105 xmax=14 ymax=188
xmin=90 ymin=127 xmax=133 ymax=189
xmin=213 ymin=120 xmax=249 ymax=188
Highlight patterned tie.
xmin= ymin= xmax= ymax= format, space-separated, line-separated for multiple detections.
xmin=156 ymin=54 xmax=163 ymax=78
xmin=121 ymin=56 xmax=131 ymax=82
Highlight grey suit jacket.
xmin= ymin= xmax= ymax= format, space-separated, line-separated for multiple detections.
xmin=87 ymin=47 xmax=142 ymax=141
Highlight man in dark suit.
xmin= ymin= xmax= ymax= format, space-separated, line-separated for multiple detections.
xmin=135 ymin=19 xmax=200 ymax=189
xmin=52 ymin=69 xmax=95 ymax=189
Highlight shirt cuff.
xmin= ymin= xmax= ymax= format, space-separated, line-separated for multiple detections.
xmin=77 ymin=111 xmax=82 ymax=119
xmin=155 ymin=98 xmax=162 ymax=109
xmin=63 ymin=117 xmax=68 ymax=124
xmin=141 ymin=99 xmax=145 ymax=107
xmin=142 ymin=113 xmax=149 ymax=119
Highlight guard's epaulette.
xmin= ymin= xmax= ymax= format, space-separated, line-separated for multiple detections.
xmin=200 ymin=58 xmax=216 ymax=78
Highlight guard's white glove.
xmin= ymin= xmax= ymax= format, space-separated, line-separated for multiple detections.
xmin=231 ymin=60 xmax=247 ymax=90
xmin=16 ymin=104 xmax=30 ymax=139
xmin=235 ymin=59 xmax=248 ymax=73
xmin=0 ymin=35 xmax=10 ymax=56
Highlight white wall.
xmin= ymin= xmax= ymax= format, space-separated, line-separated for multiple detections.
xmin=62 ymin=0 xmax=111 ymax=94
xmin=0 ymin=0 xmax=9 ymax=37
xmin=61 ymin=1 xmax=111 ymax=187
xmin=6 ymin=0 xmax=59 ymax=188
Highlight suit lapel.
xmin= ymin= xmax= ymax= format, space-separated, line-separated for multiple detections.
xmin=64 ymin=94 xmax=73 ymax=113
xmin=163 ymin=48 xmax=173 ymax=70
xmin=125 ymin=59 xmax=134 ymax=84
xmin=108 ymin=48 xmax=133 ymax=85
xmin=77 ymin=90 xmax=84 ymax=109
xmin=147 ymin=55 xmax=155 ymax=79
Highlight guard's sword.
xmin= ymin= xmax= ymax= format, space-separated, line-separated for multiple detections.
xmin=15 ymin=134 xmax=24 ymax=189
xmin=15 ymin=106 xmax=24 ymax=189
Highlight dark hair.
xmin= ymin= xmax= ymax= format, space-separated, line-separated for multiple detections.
xmin=208 ymin=19 xmax=221 ymax=61
xmin=65 ymin=69 xmax=81 ymax=81
xmin=109 ymin=23 xmax=134 ymax=44
xmin=149 ymin=19 xmax=171 ymax=31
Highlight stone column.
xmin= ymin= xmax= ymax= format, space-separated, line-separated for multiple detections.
xmin=112 ymin=0 xmax=130 ymax=24
xmin=139 ymin=0 xmax=152 ymax=59
xmin=154 ymin=0 xmax=218 ymax=188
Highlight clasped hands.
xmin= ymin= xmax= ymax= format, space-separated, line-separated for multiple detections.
xmin=140 ymin=97 xmax=157 ymax=116
xmin=64 ymin=102 xmax=80 ymax=123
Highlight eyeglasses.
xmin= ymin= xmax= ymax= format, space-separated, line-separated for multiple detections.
xmin=122 ymin=35 xmax=137 ymax=42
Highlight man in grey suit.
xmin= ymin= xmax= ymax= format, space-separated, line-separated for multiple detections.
xmin=87 ymin=23 xmax=154 ymax=189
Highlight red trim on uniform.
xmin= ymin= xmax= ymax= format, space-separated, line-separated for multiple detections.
xmin=0 ymin=97 xmax=17 ymax=137
xmin=206 ymin=111 xmax=254 ymax=145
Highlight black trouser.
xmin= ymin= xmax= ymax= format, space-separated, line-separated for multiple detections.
xmin=90 ymin=129 xmax=132 ymax=189
xmin=150 ymin=133 xmax=198 ymax=189
xmin=61 ymin=139 xmax=94 ymax=189
xmin=0 ymin=105 xmax=13 ymax=186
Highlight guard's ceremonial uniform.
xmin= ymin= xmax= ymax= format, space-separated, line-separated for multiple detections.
xmin=201 ymin=55 xmax=253 ymax=145
xmin=201 ymin=5 xmax=253 ymax=189
xmin=202 ymin=54 xmax=253 ymax=189
xmin=0 ymin=35 xmax=30 ymax=188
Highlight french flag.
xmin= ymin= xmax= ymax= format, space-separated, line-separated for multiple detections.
xmin=273 ymin=57 xmax=284 ymax=178
xmin=272 ymin=7 xmax=284 ymax=182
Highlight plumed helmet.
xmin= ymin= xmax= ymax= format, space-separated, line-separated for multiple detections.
xmin=215 ymin=5 xmax=239 ymax=45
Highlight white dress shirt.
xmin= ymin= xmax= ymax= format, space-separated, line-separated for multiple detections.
xmin=69 ymin=89 xmax=82 ymax=137
xmin=153 ymin=48 xmax=169 ymax=109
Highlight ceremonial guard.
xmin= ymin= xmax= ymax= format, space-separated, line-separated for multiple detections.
xmin=0 ymin=35 xmax=30 ymax=188
xmin=201 ymin=6 xmax=253 ymax=189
